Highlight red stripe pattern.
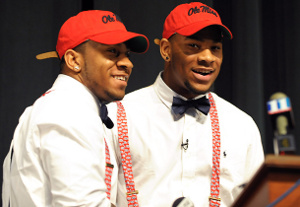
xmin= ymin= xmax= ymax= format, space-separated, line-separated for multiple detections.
xmin=104 ymin=138 xmax=113 ymax=200
xmin=115 ymin=94 xmax=220 ymax=206
xmin=208 ymin=93 xmax=221 ymax=206
xmin=116 ymin=101 xmax=139 ymax=207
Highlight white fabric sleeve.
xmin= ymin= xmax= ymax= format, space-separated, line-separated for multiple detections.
xmin=38 ymin=120 xmax=111 ymax=207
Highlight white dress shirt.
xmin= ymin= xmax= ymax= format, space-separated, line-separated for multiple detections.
xmin=2 ymin=74 xmax=117 ymax=207
xmin=106 ymin=72 xmax=264 ymax=207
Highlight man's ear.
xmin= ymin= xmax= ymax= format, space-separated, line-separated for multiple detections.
xmin=64 ymin=49 xmax=83 ymax=73
xmin=160 ymin=38 xmax=171 ymax=62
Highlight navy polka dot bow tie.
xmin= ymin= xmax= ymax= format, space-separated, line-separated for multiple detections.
xmin=100 ymin=103 xmax=114 ymax=129
xmin=172 ymin=96 xmax=211 ymax=116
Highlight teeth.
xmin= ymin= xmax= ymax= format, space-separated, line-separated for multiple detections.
xmin=193 ymin=69 xmax=213 ymax=75
xmin=199 ymin=70 xmax=211 ymax=74
xmin=114 ymin=76 xmax=127 ymax=81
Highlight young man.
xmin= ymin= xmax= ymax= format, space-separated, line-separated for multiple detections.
xmin=106 ymin=2 xmax=264 ymax=207
xmin=2 ymin=10 xmax=149 ymax=207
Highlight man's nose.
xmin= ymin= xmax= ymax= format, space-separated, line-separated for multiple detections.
xmin=117 ymin=56 xmax=134 ymax=73
xmin=197 ymin=49 xmax=216 ymax=64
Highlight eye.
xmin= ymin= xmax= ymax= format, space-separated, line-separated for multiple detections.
xmin=126 ymin=51 xmax=131 ymax=58
xmin=108 ymin=48 xmax=120 ymax=57
xmin=211 ymin=45 xmax=222 ymax=51
xmin=108 ymin=48 xmax=116 ymax=53
xmin=188 ymin=43 xmax=199 ymax=49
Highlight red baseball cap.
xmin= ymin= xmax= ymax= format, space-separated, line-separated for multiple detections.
xmin=37 ymin=10 xmax=149 ymax=60
xmin=162 ymin=2 xmax=232 ymax=40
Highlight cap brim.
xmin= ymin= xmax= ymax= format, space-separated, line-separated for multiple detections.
xmin=36 ymin=31 xmax=149 ymax=60
xmin=90 ymin=30 xmax=149 ymax=53
xmin=176 ymin=21 xmax=233 ymax=40
xmin=36 ymin=51 xmax=59 ymax=60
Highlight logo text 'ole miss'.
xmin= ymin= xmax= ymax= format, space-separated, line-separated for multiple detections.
xmin=102 ymin=14 xmax=122 ymax=24
xmin=188 ymin=6 xmax=218 ymax=17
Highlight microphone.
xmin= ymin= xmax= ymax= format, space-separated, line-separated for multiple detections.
xmin=172 ymin=197 xmax=194 ymax=207
xmin=267 ymin=92 xmax=296 ymax=154
xmin=181 ymin=139 xmax=189 ymax=150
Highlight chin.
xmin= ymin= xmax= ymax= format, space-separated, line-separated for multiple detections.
xmin=97 ymin=91 xmax=125 ymax=103
xmin=109 ymin=92 xmax=126 ymax=102
xmin=186 ymin=83 xmax=211 ymax=96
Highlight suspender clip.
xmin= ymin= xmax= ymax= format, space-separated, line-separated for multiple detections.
xmin=209 ymin=196 xmax=221 ymax=201
xmin=106 ymin=162 xmax=114 ymax=168
xmin=126 ymin=190 xmax=139 ymax=195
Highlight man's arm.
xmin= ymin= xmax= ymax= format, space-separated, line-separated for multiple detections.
xmin=39 ymin=121 xmax=111 ymax=206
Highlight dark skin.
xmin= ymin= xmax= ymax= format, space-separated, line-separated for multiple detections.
xmin=159 ymin=26 xmax=223 ymax=99
xmin=62 ymin=40 xmax=133 ymax=104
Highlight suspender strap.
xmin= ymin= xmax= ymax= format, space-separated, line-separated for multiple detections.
xmin=116 ymin=101 xmax=139 ymax=207
xmin=115 ymin=95 xmax=220 ymax=206
xmin=208 ymin=93 xmax=221 ymax=207
xmin=104 ymin=138 xmax=113 ymax=200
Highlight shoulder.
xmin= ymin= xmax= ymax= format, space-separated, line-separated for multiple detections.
xmin=31 ymin=85 xmax=99 ymax=125
xmin=106 ymin=85 xmax=157 ymax=123
xmin=123 ymin=85 xmax=155 ymax=102
xmin=211 ymin=92 xmax=255 ymax=123
xmin=211 ymin=93 xmax=262 ymax=147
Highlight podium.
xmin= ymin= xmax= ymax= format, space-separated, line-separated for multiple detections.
xmin=231 ymin=155 xmax=300 ymax=207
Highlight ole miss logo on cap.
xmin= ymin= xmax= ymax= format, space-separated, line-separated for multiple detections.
xmin=162 ymin=2 xmax=232 ymax=40
xmin=102 ymin=14 xmax=123 ymax=24
xmin=188 ymin=5 xmax=218 ymax=17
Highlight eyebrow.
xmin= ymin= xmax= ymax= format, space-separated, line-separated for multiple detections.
xmin=185 ymin=36 xmax=222 ymax=43
xmin=105 ymin=44 xmax=131 ymax=52
xmin=102 ymin=43 xmax=123 ymax=47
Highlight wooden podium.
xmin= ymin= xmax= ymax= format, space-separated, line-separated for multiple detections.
xmin=231 ymin=155 xmax=300 ymax=207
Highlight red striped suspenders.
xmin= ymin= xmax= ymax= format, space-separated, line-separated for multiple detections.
xmin=103 ymin=101 xmax=139 ymax=206
xmin=116 ymin=101 xmax=139 ymax=206
xmin=115 ymin=93 xmax=221 ymax=206
xmin=208 ymin=93 xmax=221 ymax=206
xmin=104 ymin=138 xmax=113 ymax=199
